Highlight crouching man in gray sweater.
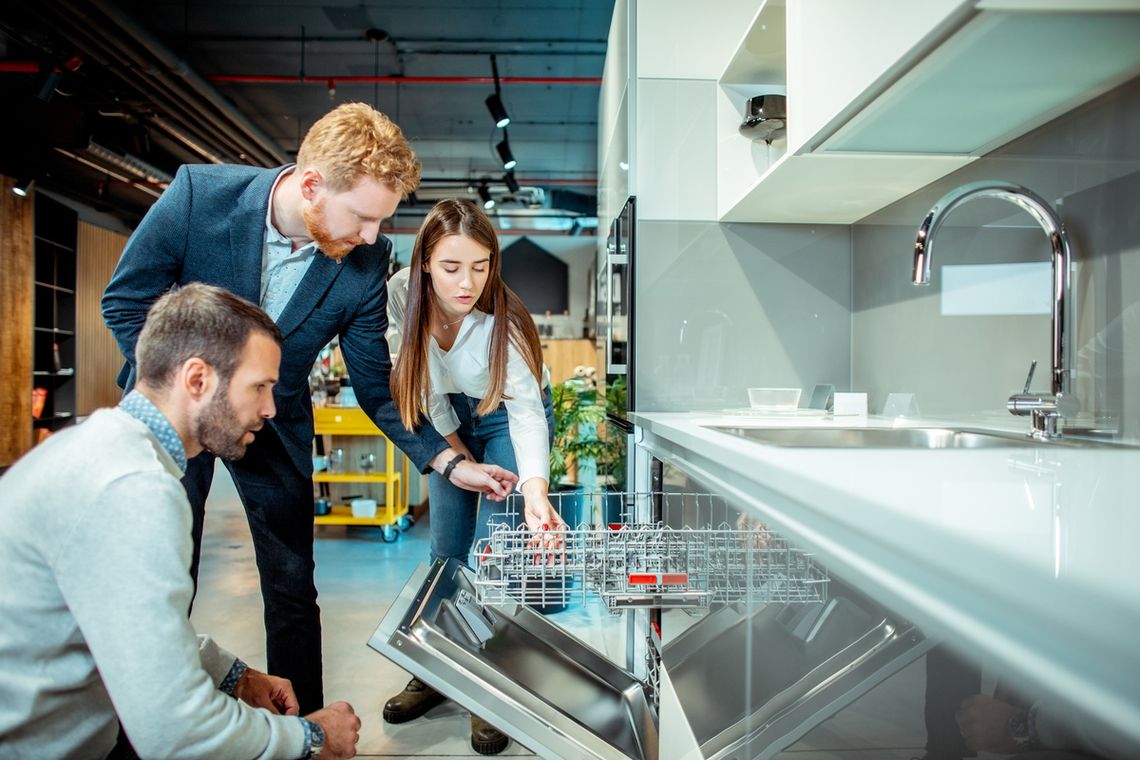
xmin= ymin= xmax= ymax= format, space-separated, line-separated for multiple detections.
xmin=0 ymin=283 xmax=359 ymax=759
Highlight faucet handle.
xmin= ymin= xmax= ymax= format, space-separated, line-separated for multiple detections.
xmin=1021 ymin=360 xmax=1038 ymax=394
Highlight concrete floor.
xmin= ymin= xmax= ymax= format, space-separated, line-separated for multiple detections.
xmin=191 ymin=469 xmax=623 ymax=758
xmin=191 ymin=469 xmax=996 ymax=759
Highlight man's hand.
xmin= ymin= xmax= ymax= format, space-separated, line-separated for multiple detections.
xmin=306 ymin=702 xmax=361 ymax=760
xmin=233 ymin=667 xmax=299 ymax=715
xmin=956 ymin=694 xmax=1023 ymax=753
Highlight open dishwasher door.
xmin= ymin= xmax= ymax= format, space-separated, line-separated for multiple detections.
xmin=368 ymin=558 xmax=658 ymax=760
xmin=658 ymin=588 xmax=934 ymax=760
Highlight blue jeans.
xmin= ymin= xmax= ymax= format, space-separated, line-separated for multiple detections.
xmin=429 ymin=389 xmax=554 ymax=564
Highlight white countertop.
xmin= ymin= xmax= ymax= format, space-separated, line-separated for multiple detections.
xmin=631 ymin=410 xmax=1140 ymax=746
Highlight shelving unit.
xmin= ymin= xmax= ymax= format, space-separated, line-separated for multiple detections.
xmin=312 ymin=406 xmax=411 ymax=542
xmin=31 ymin=195 xmax=78 ymax=440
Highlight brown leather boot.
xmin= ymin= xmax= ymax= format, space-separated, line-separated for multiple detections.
xmin=470 ymin=714 xmax=509 ymax=755
xmin=382 ymin=677 xmax=446 ymax=724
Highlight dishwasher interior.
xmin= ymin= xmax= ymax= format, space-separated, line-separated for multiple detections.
xmin=369 ymin=490 xmax=931 ymax=759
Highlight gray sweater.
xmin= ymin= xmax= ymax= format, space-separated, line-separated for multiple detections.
xmin=0 ymin=408 xmax=305 ymax=759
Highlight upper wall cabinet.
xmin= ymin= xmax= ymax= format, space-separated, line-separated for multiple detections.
xmin=718 ymin=0 xmax=1140 ymax=223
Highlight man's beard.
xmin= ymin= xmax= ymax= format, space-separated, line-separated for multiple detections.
xmin=197 ymin=381 xmax=261 ymax=461
xmin=303 ymin=197 xmax=363 ymax=260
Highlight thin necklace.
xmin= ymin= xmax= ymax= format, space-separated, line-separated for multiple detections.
xmin=440 ymin=314 xmax=465 ymax=331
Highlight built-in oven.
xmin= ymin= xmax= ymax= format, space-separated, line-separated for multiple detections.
xmin=597 ymin=196 xmax=634 ymax=434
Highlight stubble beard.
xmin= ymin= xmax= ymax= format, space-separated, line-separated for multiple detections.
xmin=196 ymin=380 xmax=259 ymax=461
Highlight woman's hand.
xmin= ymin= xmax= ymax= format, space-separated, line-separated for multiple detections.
xmin=521 ymin=479 xmax=565 ymax=559
xmin=520 ymin=479 xmax=563 ymax=531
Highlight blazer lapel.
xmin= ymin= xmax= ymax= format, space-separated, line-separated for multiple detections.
xmin=274 ymin=253 xmax=343 ymax=338
xmin=228 ymin=168 xmax=281 ymax=304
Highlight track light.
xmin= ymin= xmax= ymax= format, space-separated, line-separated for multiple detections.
xmin=503 ymin=171 xmax=520 ymax=194
xmin=478 ymin=183 xmax=495 ymax=210
xmin=485 ymin=54 xmax=510 ymax=128
xmin=485 ymin=94 xmax=510 ymax=129
xmin=12 ymin=177 xmax=35 ymax=197
xmin=496 ymin=137 xmax=517 ymax=171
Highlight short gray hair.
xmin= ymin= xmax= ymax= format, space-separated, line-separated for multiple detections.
xmin=136 ymin=283 xmax=282 ymax=389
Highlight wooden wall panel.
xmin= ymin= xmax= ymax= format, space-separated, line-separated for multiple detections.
xmin=76 ymin=222 xmax=127 ymax=415
xmin=0 ymin=176 xmax=35 ymax=466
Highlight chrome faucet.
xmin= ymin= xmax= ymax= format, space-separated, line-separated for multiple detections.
xmin=912 ymin=180 xmax=1078 ymax=440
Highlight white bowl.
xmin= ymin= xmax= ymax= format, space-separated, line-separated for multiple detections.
xmin=350 ymin=498 xmax=378 ymax=519
xmin=747 ymin=387 xmax=802 ymax=410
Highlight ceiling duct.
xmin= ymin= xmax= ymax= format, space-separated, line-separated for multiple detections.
xmin=28 ymin=0 xmax=286 ymax=167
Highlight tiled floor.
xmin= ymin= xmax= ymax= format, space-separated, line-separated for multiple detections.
xmin=191 ymin=470 xmax=992 ymax=759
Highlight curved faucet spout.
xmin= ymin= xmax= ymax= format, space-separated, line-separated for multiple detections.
xmin=912 ymin=180 xmax=1073 ymax=399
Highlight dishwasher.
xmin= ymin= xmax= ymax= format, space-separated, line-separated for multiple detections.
xmin=368 ymin=491 xmax=932 ymax=759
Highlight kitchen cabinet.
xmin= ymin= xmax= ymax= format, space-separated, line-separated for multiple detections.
xmin=716 ymin=0 xmax=1140 ymax=223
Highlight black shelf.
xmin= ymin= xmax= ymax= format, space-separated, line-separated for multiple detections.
xmin=32 ymin=195 xmax=78 ymax=438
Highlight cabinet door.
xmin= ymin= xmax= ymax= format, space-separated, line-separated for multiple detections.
xmin=785 ymin=0 xmax=968 ymax=153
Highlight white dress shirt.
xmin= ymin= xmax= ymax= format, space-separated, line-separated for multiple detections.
xmin=387 ymin=267 xmax=550 ymax=487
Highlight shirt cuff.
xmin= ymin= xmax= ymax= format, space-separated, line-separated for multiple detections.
xmin=219 ymin=658 xmax=248 ymax=696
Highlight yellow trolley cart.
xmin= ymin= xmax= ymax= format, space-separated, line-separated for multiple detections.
xmin=312 ymin=406 xmax=411 ymax=542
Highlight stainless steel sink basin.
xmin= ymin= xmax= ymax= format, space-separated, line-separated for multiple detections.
xmin=714 ymin=426 xmax=1062 ymax=449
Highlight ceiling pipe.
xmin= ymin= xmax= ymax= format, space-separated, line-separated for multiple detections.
xmin=84 ymin=0 xmax=285 ymax=165
xmin=419 ymin=176 xmax=596 ymax=186
xmin=208 ymin=74 xmax=601 ymax=85
xmin=0 ymin=61 xmax=41 ymax=73
xmin=85 ymin=141 xmax=174 ymax=187
xmin=44 ymin=0 xmax=286 ymax=166
xmin=34 ymin=2 xmax=270 ymax=165
xmin=146 ymin=115 xmax=228 ymax=165
xmin=42 ymin=8 xmax=253 ymax=164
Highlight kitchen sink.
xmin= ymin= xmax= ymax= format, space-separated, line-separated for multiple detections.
xmin=710 ymin=426 xmax=1113 ymax=449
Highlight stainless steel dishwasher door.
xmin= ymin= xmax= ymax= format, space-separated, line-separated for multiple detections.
xmin=658 ymin=594 xmax=933 ymax=760
xmin=369 ymin=559 xmax=658 ymax=760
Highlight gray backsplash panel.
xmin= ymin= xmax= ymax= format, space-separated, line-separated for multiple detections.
xmin=852 ymin=76 xmax=1140 ymax=436
xmin=636 ymin=220 xmax=851 ymax=412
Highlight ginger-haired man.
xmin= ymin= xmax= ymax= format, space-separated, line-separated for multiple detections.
xmin=102 ymin=103 xmax=517 ymax=714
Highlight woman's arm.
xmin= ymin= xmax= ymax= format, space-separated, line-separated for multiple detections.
xmin=501 ymin=343 xmax=563 ymax=531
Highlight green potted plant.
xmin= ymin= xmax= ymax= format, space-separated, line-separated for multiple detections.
xmin=549 ymin=368 xmax=627 ymax=527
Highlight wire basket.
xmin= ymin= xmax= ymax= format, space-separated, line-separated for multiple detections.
xmin=473 ymin=491 xmax=828 ymax=613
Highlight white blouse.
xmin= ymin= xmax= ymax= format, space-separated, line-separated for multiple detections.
xmin=386 ymin=268 xmax=550 ymax=487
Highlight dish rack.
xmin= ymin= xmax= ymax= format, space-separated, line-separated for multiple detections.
xmin=473 ymin=491 xmax=829 ymax=613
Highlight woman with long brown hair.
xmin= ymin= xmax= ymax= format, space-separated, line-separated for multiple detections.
xmin=382 ymin=198 xmax=563 ymax=754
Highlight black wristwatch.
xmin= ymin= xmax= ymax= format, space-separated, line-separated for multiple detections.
xmin=443 ymin=452 xmax=466 ymax=480
xmin=305 ymin=718 xmax=325 ymax=757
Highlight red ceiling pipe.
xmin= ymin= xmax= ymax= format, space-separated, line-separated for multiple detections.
xmin=384 ymin=226 xmax=594 ymax=236
xmin=208 ymin=74 xmax=600 ymax=85
xmin=0 ymin=61 xmax=41 ymax=73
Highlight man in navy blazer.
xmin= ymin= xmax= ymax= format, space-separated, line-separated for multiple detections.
xmin=102 ymin=103 xmax=516 ymax=713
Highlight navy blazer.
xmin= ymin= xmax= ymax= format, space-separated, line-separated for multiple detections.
xmin=102 ymin=163 xmax=447 ymax=476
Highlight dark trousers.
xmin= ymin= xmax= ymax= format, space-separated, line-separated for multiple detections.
xmin=182 ymin=427 xmax=324 ymax=713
